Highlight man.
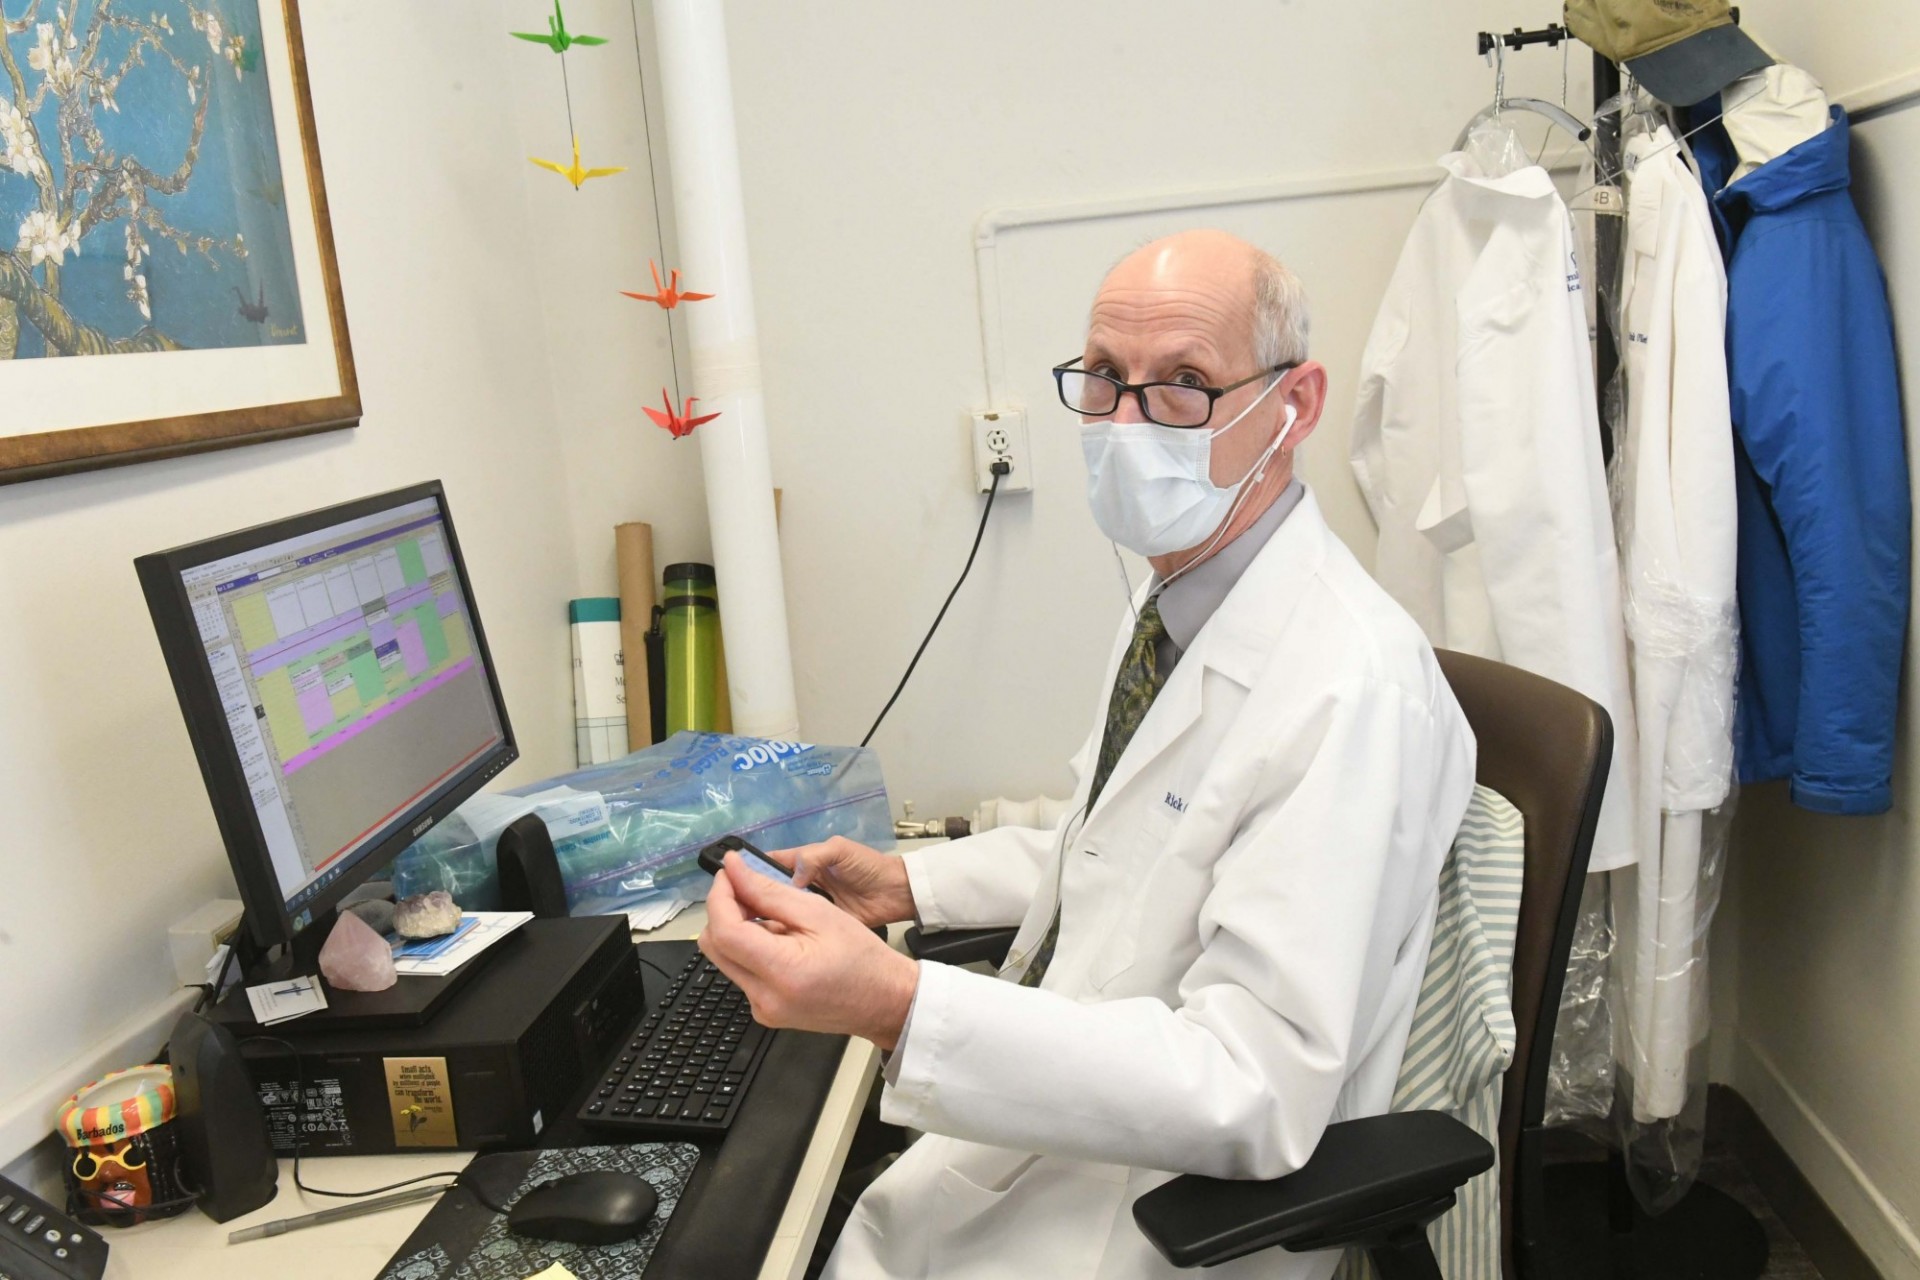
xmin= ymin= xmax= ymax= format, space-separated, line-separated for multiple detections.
xmin=700 ymin=229 xmax=1477 ymax=1279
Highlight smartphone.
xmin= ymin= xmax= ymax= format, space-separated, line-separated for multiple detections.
xmin=698 ymin=834 xmax=822 ymax=894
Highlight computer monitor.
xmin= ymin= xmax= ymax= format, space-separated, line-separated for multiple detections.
xmin=137 ymin=482 xmax=517 ymax=984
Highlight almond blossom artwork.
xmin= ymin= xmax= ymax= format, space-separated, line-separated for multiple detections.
xmin=0 ymin=0 xmax=304 ymax=358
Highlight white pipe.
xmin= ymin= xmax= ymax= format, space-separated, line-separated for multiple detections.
xmin=652 ymin=0 xmax=799 ymax=739
xmin=1842 ymin=66 xmax=1920 ymax=123
xmin=972 ymin=159 xmax=1584 ymax=410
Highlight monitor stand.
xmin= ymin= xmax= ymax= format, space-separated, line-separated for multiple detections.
xmin=207 ymin=905 xmax=517 ymax=1032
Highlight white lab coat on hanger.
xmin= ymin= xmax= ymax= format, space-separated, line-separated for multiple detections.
xmin=1613 ymin=120 xmax=1738 ymax=1122
xmin=1350 ymin=150 xmax=1640 ymax=872
xmin=824 ymin=490 xmax=1477 ymax=1280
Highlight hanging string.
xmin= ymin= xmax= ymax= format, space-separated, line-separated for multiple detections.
xmin=560 ymin=51 xmax=577 ymax=141
xmin=627 ymin=0 xmax=684 ymax=407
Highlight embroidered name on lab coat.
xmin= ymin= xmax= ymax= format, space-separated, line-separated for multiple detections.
xmin=1163 ymin=792 xmax=1186 ymax=813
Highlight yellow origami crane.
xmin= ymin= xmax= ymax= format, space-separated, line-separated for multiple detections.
xmin=529 ymin=135 xmax=626 ymax=189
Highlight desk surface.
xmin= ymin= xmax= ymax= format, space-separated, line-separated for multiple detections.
xmin=103 ymin=906 xmax=888 ymax=1280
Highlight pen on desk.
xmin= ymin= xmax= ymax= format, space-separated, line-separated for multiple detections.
xmin=227 ymin=1182 xmax=451 ymax=1244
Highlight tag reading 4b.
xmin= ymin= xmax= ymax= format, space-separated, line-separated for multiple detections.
xmin=384 ymin=1057 xmax=457 ymax=1147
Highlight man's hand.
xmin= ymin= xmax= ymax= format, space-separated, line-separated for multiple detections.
xmin=699 ymin=852 xmax=919 ymax=1051
xmin=766 ymin=835 xmax=916 ymax=928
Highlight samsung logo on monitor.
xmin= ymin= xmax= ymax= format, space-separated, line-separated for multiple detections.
xmin=412 ymin=815 xmax=435 ymax=837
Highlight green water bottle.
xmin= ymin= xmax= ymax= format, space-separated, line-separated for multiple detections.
xmin=664 ymin=563 xmax=719 ymax=605
xmin=660 ymin=563 xmax=721 ymax=734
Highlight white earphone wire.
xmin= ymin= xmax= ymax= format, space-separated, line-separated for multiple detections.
xmin=1159 ymin=401 xmax=1298 ymax=593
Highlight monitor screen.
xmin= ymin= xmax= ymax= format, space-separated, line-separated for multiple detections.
xmin=139 ymin=484 xmax=516 ymax=943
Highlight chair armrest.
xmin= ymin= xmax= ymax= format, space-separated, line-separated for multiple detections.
xmin=1131 ymin=1111 xmax=1494 ymax=1269
xmin=902 ymin=926 xmax=1017 ymax=967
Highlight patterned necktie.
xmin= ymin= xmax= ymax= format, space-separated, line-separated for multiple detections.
xmin=1018 ymin=598 xmax=1172 ymax=988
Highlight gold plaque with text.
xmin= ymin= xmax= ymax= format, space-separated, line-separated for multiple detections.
xmin=384 ymin=1057 xmax=457 ymax=1147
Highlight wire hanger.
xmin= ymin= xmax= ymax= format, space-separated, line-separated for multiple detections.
xmin=1453 ymin=39 xmax=1596 ymax=156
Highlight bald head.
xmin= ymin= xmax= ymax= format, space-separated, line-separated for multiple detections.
xmin=1076 ymin=229 xmax=1325 ymax=577
xmin=1092 ymin=231 xmax=1308 ymax=377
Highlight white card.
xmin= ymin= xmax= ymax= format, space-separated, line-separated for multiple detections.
xmin=246 ymin=977 xmax=329 ymax=1026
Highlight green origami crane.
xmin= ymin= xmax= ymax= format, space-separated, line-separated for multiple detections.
xmin=511 ymin=0 xmax=608 ymax=53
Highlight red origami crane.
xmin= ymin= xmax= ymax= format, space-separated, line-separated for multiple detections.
xmin=644 ymin=390 xmax=720 ymax=438
xmin=622 ymin=260 xmax=713 ymax=310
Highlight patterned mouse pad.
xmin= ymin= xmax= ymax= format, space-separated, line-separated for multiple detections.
xmin=378 ymin=1142 xmax=702 ymax=1280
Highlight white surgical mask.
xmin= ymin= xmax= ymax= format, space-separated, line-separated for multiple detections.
xmin=1080 ymin=380 xmax=1296 ymax=557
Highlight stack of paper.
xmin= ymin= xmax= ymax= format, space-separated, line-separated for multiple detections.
xmin=389 ymin=912 xmax=533 ymax=977
xmin=627 ymin=897 xmax=692 ymax=932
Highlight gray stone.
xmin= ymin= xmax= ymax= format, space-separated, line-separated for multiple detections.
xmin=393 ymin=890 xmax=462 ymax=939
xmin=346 ymin=899 xmax=396 ymax=937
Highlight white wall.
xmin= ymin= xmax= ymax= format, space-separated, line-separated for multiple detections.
xmin=711 ymin=0 xmax=1591 ymax=813
xmin=1709 ymin=5 xmax=1920 ymax=1274
xmin=0 ymin=0 xmax=691 ymax=1163
xmin=505 ymin=1 xmax=717 ymax=593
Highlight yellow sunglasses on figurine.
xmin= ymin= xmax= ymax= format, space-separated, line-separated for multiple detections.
xmin=72 ymin=1143 xmax=144 ymax=1181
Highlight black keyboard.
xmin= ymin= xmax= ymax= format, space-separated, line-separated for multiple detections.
xmin=575 ymin=949 xmax=773 ymax=1137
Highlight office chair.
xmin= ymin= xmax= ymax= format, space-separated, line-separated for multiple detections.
xmin=905 ymin=650 xmax=1612 ymax=1279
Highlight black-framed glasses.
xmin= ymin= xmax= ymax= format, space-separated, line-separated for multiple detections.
xmin=1052 ymin=357 xmax=1297 ymax=429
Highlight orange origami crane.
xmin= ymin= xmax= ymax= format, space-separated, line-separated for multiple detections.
xmin=621 ymin=260 xmax=713 ymax=309
xmin=644 ymin=390 xmax=720 ymax=438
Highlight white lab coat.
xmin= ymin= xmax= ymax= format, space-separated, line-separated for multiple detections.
xmin=1350 ymin=152 xmax=1640 ymax=873
xmin=1612 ymin=122 xmax=1738 ymax=1122
xmin=825 ymin=490 xmax=1477 ymax=1280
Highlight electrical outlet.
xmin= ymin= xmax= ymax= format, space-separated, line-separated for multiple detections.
xmin=970 ymin=409 xmax=1033 ymax=494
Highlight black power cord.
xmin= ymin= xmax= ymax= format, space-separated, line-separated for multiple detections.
xmin=242 ymin=1033 xmax=466 ymax=1202
xmin=861 ymin=461 xmax=1009 ymax=747
xmin=244 ymin=1031 xmax=524 ymax=1217
xmin=635 ymin=952 xmax=678 ymax=985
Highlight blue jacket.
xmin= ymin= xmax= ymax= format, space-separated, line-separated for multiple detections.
xmin=1693 ymin=107 xmax=1909 ymax=814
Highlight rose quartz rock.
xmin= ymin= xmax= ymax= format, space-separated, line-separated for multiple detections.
xmin=318 ymin=908 xmax=398 ymax=992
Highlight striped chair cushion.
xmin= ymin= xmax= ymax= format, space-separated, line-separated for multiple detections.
xmin=1336 ymin=783 xmax=1524 ymax=1280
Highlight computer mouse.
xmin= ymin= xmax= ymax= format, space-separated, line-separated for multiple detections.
xmin=506 ymin=1170 xmax=659 ymax=1245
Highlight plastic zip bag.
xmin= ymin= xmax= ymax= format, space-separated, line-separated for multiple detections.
xmin=392 ymin=732 xmax=894 ymax=917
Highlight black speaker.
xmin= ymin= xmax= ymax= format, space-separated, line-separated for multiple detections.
xmin=496 ymin=813 xmax=568 ymax=917
xmin=169 ymin=1010 xmax=278 ymax=1222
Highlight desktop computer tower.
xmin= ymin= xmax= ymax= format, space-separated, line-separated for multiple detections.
xmin=232 ymin=916 xmax=642 ymax=1156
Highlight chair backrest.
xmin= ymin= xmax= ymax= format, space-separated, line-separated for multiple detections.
xmin=1432 ymin=651 xmax=1611 ymax=1280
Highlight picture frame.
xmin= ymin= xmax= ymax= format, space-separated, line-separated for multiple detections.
xmin=0 ymin=0 xmax=357 ymax=485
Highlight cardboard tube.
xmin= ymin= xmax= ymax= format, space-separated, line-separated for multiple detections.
xmin=615 ymin=522 xmax=657 ymax=748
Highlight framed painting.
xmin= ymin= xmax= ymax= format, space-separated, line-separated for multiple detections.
xmin=0 ymin=0 xmax=356 ymax=484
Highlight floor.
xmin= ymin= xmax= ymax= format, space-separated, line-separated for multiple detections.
xmin=1540 ymin=1119 xmax=1833 ymax=1280
xmin=807 ymin=1106 xmax=1840 ymax=1279
xmin=1698 ymin=1140 xmax=1824 ymax=1280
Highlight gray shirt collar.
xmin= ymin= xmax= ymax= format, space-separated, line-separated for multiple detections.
xmin=1152 ymin=479 xmax=1304 ymax=653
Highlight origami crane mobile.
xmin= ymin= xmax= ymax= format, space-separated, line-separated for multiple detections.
xmin=622 ymin=260 xmax=713 ymax=310
xmin=512 ymin=0 xmax=607 ymax=53
xmin=644 ymin=391 xmax=721 ymax=439
xmin=530 ymin=135 xmax=627 ymax=189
